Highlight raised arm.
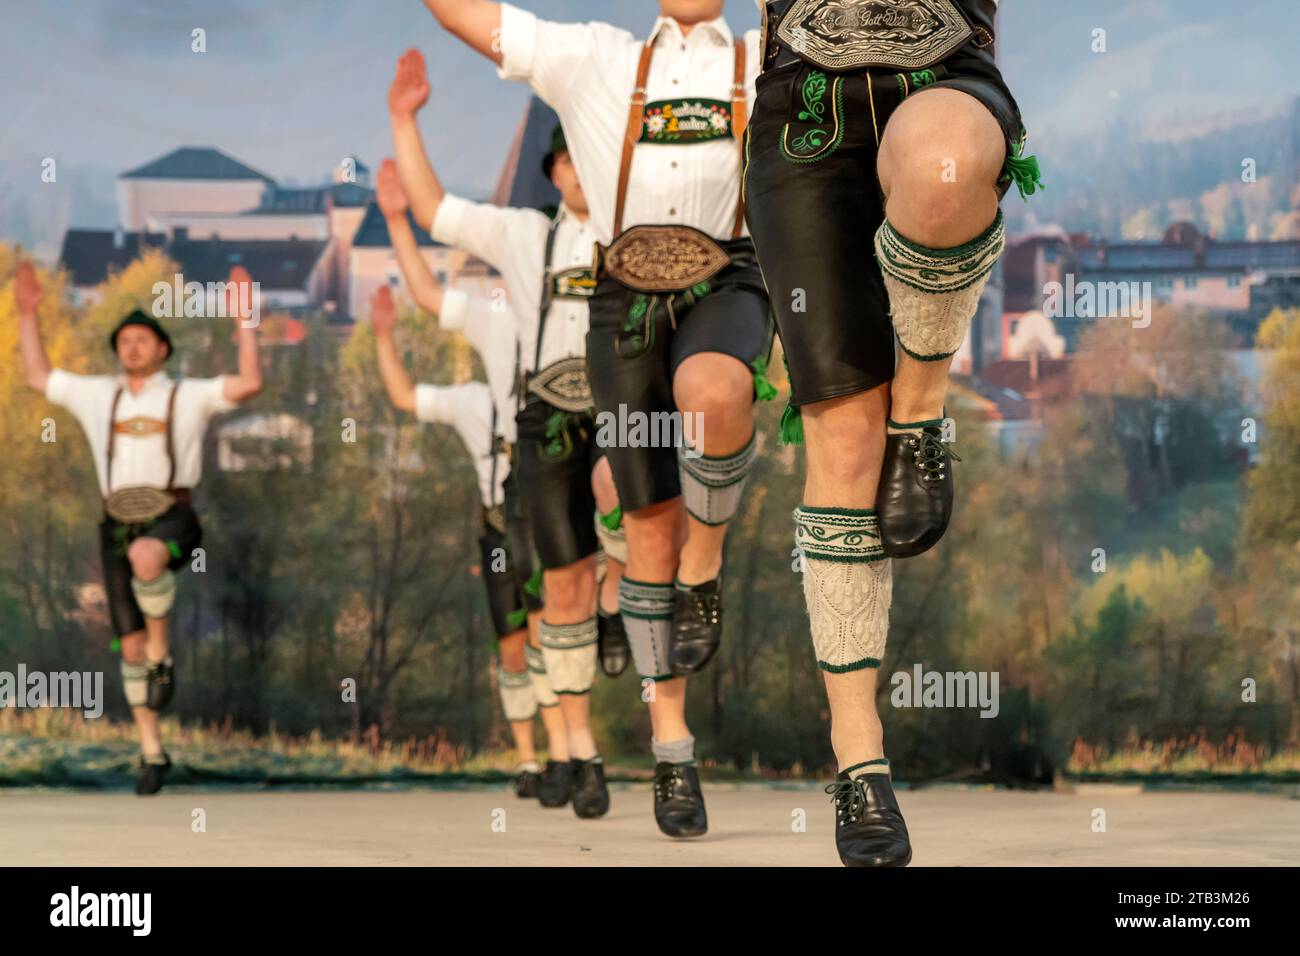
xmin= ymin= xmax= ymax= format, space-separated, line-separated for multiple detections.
xmin=370 ymin=285 xmax=417 ymax=414
xmin=388 ymin=49 xmax=446 ymax=232
xmin=421 ymin=0 xmax=503 ymax=66
xmin=14 ymin=260 xmax=51 ymax=393
xmin=222 ymin=266 xmax=263 ymax=403
xmin=376 ymin=158 xmax=445 ymax=318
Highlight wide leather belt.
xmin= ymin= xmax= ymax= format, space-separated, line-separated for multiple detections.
xmin=104 ymin=486 xmax=191 ymax=524
xmin=774 ymin=0 xmax=974 ymax=73
xmin=525 ymin=356 xmax=593 ymax=413
xmin=596 ymin=224 xmax=732 ymax=294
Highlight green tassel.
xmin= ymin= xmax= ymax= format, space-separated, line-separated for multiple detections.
xmin=599 ymin=505 xmax=623 ymax=531
xmin=1002 ymin=139 xmax=1044 ymax=202
xmin=779 ymin=402 xmax=805 ymax=446
xmin=542 ymin=410 xmax=573 ymax=460
xmin=109 ymin=638 xmax=121 ymax=653
xmin=523 ymin=565 xmax=544 ymax=598
xmin=751 ymin=355 xmax=778 ymax=402
xmin=506 ymin=606 xmax=528 ymax=630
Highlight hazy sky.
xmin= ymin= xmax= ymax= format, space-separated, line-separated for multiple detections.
xmin=2 ymin=1 xmax=1299 ymax=224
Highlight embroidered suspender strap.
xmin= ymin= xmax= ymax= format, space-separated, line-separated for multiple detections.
xmin=730 ymin=36 xmax=747 ymax=241
xmin=612 ymin=41 xmax=655 ymax=238
xmin=164 ymin=381 xmax=179 ymax=490
xmin=106 ymin=386 xmax=125 ymax=495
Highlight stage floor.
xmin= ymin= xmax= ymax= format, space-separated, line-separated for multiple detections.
xmin=3 ymin=785 xmax=1296 ymax=866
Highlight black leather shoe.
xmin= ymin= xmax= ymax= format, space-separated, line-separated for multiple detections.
xmin=668 ymin=579 xmax=723 ymax=675
xmin=878 ymin=425 xmax=959 ymax=558
xmin=653 ymin=762 xmax=708 ymax=838
xmin=826 ymin=770 xmax=912 ymax=867
xmin=570 ymin=758 xmax=611 ymax=818
xmin=135 ymin=753 xmax=172 ymax=796
xmin=538 ymin=759 xmax=575 ymax=807
xmin=597 ymin=611 xmax=631 ymax=677
xmin=146 ymin=658 xmax=175 ymax=711
xmin=515 ymin=766 xmax=542 ymax=799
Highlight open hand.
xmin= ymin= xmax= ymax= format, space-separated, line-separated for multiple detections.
xmin=388 ymin=49 xmax=430 ymax=118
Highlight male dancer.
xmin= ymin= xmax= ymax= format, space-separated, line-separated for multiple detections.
xmin=420 ymin=0 xmax=774 ymax=838
xmin=742 ymin=0 xmax=1042 ymax=865
xmin=372 ymin=157 xmax=577 ymax=802
xmin=369 ymin=280 xmax=546 ymax=797
xmin=15 ymin=260 xmax=263 ymax=794
xmin=389 ymin=49 xmax=627 ymax=818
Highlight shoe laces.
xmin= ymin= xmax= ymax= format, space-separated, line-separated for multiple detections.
xmin=655 ymin=765 xmax=690 ymax=802
xmin=825 ymin=776 xmax=870 ymax=824
xmin=910 ymin=430 xmax=961 ymax=484
xmin=684 ymin=588 xmax=721 ymax=626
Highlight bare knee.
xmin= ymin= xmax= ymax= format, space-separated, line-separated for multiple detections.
xmin=127 ymin=538 xmax=169 ymax=581
xmin=499 ymin=632 xmax=528 ymax=671
xmin=119 ymin=631 xmax=147 ymax=663
xmin=543 ymin=560 xmax=595 ymax=616
xmin=673 ymin=353 xmax=753 ymax=448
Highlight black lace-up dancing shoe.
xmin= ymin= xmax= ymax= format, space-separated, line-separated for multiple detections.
xmin=668 ymin=579 xmax=723 ymax=675
xmin=135 ymin=753 xmax=172 ymax=796
xmin=515 ymin=766 xmax=542 ymax=799
xmin=570 ymin=758 xmax=611 ymax=818
xmin=597 ymin=611 xmax=631 ymax=677
xmin=826 ymin=770 xmax=912 ymax=867
xmin=879 ymin=425 xmax=960 ymax=558
xmin=145 ymin=658 xmax=175 ymax=711
xmin=538 ymin=759 xmax=575 ymax=807
xmin=652 ymin=762 xmax=708 ymax=838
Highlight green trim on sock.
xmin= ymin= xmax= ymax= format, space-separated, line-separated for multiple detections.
xmin=818 ymin=656 xmax=883 ymax=673
xmin=887 ymin=417 xmax=944 ymax=430
xmin=897 ymin=339 xmax=958 ymax=362
xmin=794 ymin=504 xmax=879 ymax=517
xmin=884 ymin=210 xmax=1004 ymax=260
xmin=843 ymin=758 xmax=890 ymax=775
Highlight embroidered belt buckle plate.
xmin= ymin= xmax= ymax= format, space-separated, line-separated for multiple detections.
xmin=776 ymin=0 xmax=972 ymax=72
xmin=526 ymin=356 xmax=594 ymax=413
xmin=104 ymin=486 xmax=175 ymax=524
xmin=598 ymin=224 xmax=731 ymax=294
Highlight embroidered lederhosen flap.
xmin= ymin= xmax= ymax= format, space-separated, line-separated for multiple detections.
xmin=776 ymin=0 xmax=973 ymax=73
xmin=526 ymin=356 xmax=594 ymax=414
xmin=597 ymin=224 xmax=731 ymax=294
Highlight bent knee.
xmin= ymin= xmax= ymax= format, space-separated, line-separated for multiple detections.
xmin=127 ymin=538 xmax=170 ymax=578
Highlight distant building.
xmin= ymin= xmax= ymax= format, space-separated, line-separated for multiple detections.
xmin=117 ymin=147 xmax=275 ymax=232
xmin=1003 ymin=222 xmax=1300 ymax=349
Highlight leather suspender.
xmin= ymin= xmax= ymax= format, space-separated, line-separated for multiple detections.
xmin=106 ymin=381 xmax=180 ymax=494
xmin=533 ymin=215 xmax=563 ymax=373
xmin=612 ymin=36 xmax=747 ymax=240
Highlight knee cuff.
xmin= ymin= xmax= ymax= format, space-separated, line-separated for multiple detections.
xmin=120 ymin=660 xmax=149 ymax=708
xmin=875 ymin=212 xmax=1005 ymax=361
xmin=525 ymin=645 xmax=559 ymax=708
xmin=677 ymin=433 xmax=758 ymax=526
xmin=794 ymin=506 xmax=892 ymax=672
xmin=619 ymin=578 xmax=674 ymax=679
xmin=131 ymin=570 xmax=176 ymax=619
xmin=498 ymin=665 xmax=538 ymax=722
xmin=538 ymin=618 xmax=598 ymax=695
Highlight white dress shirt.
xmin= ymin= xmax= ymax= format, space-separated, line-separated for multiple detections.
xmin=496 ymin=4 xmax=760 ymax=245
xmin=44 ymin=368 xmax=235 ymax=498
xmin=432 ymin=198 xmax=595 ymax=374
xmin=437 ymin=287 xmax=520 ymax=444
xmin=414 ymin=380 xmax=509 ymax=508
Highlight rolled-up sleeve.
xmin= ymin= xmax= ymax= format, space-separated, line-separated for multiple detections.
xmin=495 ymin=2 xmax=608 ymax=107
xmin=413 ymin=383 xmax=451 ymax=426
xmin=438 ymin=287 xmax=472 ymax=332
xmin=431 ymin=193 xmax=517 ymax=273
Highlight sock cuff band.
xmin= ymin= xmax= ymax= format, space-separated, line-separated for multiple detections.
xmin=524 ymin=644 xmax=548 ymax=672
xmin=619 ymin=578 xmax=675 ymax=619
xmin=677 ymin=432 xmax=757 ymax=486
xmin=875 ymin=212 xmax=1005 ymax=295
xmin=887 ymin=417 xmax=944 ymax=430
xmin=539 ymin=618 xmax=597 ymax=649
xmin=794 ymin=505 xmax=884 ymax=563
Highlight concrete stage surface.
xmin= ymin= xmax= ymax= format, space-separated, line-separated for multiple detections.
xmin=3 ymin=785 xmax=1296 ymax=866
